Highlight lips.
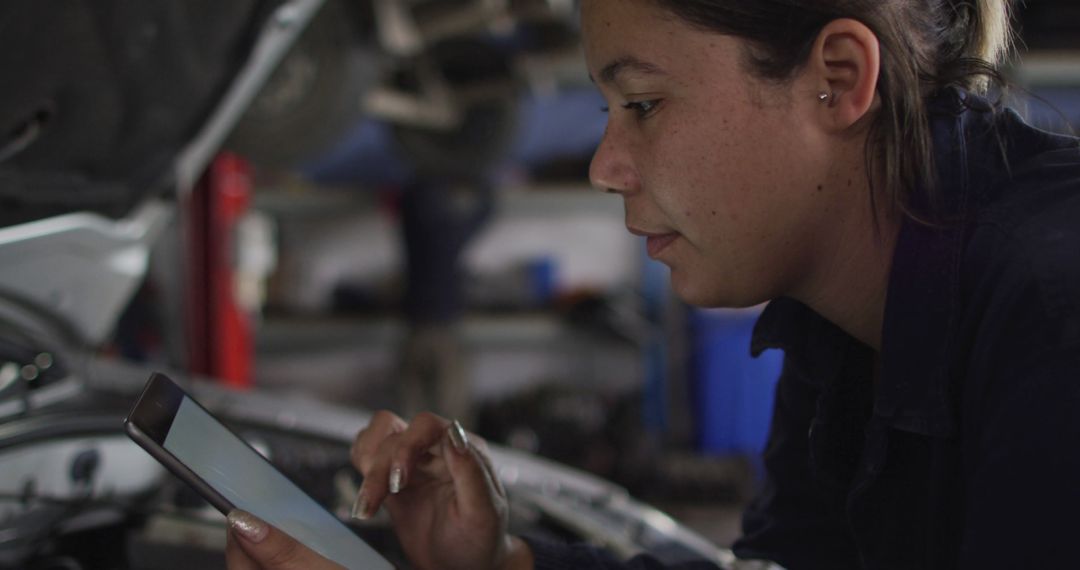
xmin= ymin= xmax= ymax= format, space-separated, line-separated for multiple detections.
xmin=628 ymin=226 xmax=680 ymax=258
xmin=645 ymin=233 xmax=679 ymax=257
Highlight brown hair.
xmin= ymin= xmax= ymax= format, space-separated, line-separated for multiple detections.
xmin=650 ymin=0 xmax=1015 ymax=222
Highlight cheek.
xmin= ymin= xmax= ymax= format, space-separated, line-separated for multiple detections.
xmin=709 ymin=123 xmax=801 ymax=223
xmin=652 ymin=123 xmax=771 ymax=231
xmin=644 ymin=122 xmax=734 ymax=214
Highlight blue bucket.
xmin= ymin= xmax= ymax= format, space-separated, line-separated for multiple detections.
xmin=689 ymin=308 xmax=783 ymax=458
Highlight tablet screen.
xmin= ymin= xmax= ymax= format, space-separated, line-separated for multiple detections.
xmin=163 ymin=396 xmax=392 ymax=570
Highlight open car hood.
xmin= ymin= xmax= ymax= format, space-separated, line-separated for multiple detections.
xmin=0 ymin=0 xmax=279 ymax=227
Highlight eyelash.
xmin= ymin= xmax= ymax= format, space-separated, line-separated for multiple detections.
xmin=600 ymin=99 xmax=662 ymax=119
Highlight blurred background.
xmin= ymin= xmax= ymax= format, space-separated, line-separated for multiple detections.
xmin=3 ymin=0 xmax=1079 ymax=552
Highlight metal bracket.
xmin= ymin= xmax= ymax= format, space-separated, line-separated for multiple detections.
xmin=174 ymin=0 xmax=330 ymax=196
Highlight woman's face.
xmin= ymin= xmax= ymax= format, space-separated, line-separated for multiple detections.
xmin=583 ymin=0 xmax=839 ymax=307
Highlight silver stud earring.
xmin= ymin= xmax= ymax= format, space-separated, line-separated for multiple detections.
xmin=818 ymin=91 xmax=833 ymax=103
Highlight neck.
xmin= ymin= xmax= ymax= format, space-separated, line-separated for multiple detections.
xmin=793 ymin=153 xmax=900 ymax=351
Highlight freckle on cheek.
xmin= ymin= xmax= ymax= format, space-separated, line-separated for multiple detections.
xmin=816 ymin=185 xmax=824 ymax=192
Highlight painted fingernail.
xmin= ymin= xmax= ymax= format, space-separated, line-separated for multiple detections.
xmin=389 ymin=467 xmax=403 ymax=494
xmin=351 ymin=490 xmax=370 ymax=520
xmin=448 ymin=420 xmax=469 ymax=453
xmin=228 ymin=510 xmax=269 ymax=543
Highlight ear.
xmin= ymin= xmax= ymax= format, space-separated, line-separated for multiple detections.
xmin=806 ymin=18 xmax=881 ymax=131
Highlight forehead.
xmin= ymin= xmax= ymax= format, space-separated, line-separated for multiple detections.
xmin=581 ymin=0 xmax=742 ymax=82
xmin=581 ymin=0 xmax=680 ymax=49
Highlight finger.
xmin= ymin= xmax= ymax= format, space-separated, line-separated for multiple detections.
xmin=360 ymin=412 xmax=450 ymax=518
xmin=471 ymin=436 xmax=506 ymax=499
xmin=442 ymin=423 xmax=503 ymax=524
xmin=225 ymin=530 xmax=259 ymax=570
xmin=352 ymin=410 xmax=407 ymax=475
xmin=227 ymin=510 xmax=346 ymax=570
xmin=447 ymin=427 xmax=504 ymax=498
xmin=387 ymin=412 xmax=452 ymax=492
xmin=356 ymin=429 xmax=405 ymax=519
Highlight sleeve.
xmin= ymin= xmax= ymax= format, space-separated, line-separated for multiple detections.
xmin=731 ymin=360 xmax=861 ymax=570
xmin=521 ymin=536 xmax=722 ymax=570
xmin=956 ymin=222 xmax=1080 ymax=569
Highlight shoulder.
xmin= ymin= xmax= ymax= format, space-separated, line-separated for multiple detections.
xmin=961 ymin=130 xmax=1080 ymax=351
xmin=956 ymin=136 xmax=1080 ymax=443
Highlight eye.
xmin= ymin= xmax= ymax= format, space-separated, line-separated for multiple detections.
xmin=621 ymin=99 xmax=661 ymax=118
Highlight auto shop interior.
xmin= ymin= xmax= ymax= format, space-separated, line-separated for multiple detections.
xmin=1 ymin=1 xmax=1078 ymax=569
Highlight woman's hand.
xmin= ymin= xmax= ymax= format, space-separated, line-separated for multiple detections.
xmin=224 ymin=510 xmax=345 ymax=570
xmin=352 ymin=411 xmax=533 ymax=570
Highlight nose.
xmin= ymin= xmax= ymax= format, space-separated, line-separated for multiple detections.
xmin=589 ymin=123 xmax=637 ymax=195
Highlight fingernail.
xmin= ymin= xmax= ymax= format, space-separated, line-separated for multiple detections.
xmin=448 ymin=420 xmax=469 ymax=454
xmin=228 ymin=510 xmax=269 ymax=543
xmin=351 ymin=490 xmax=370 ymax=520
xmin=389 ymin=467 xmax=403 ymax=494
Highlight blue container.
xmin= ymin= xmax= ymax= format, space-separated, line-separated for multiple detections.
xmin=690 ymin=308 xmax=783 ymax=458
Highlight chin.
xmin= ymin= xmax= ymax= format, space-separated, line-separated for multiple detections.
xmin=671 ymin=272 xmax=768 ymax=309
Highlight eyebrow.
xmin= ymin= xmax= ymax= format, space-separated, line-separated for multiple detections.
xmin=592 ymin=56 xmax=667 ymax=84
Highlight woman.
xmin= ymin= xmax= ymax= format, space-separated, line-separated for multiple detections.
xmin=224 ymin=0 xmax=1080 ymax=568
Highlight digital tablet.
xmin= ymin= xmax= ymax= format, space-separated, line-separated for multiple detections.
xmin=124 ymin=372 xmax=393 ymax=570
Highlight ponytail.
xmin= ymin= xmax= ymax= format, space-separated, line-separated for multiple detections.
xmin=966 ymin=0 xmax=1014 ymax=66
xmin=938 ymin=0 xmax=1016 ymax=93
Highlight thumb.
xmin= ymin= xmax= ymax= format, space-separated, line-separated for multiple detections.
xmin=227 ymin=510 xmax=345 ymax=570
xmin=443 ymin=422 xmax=501 ymax=522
